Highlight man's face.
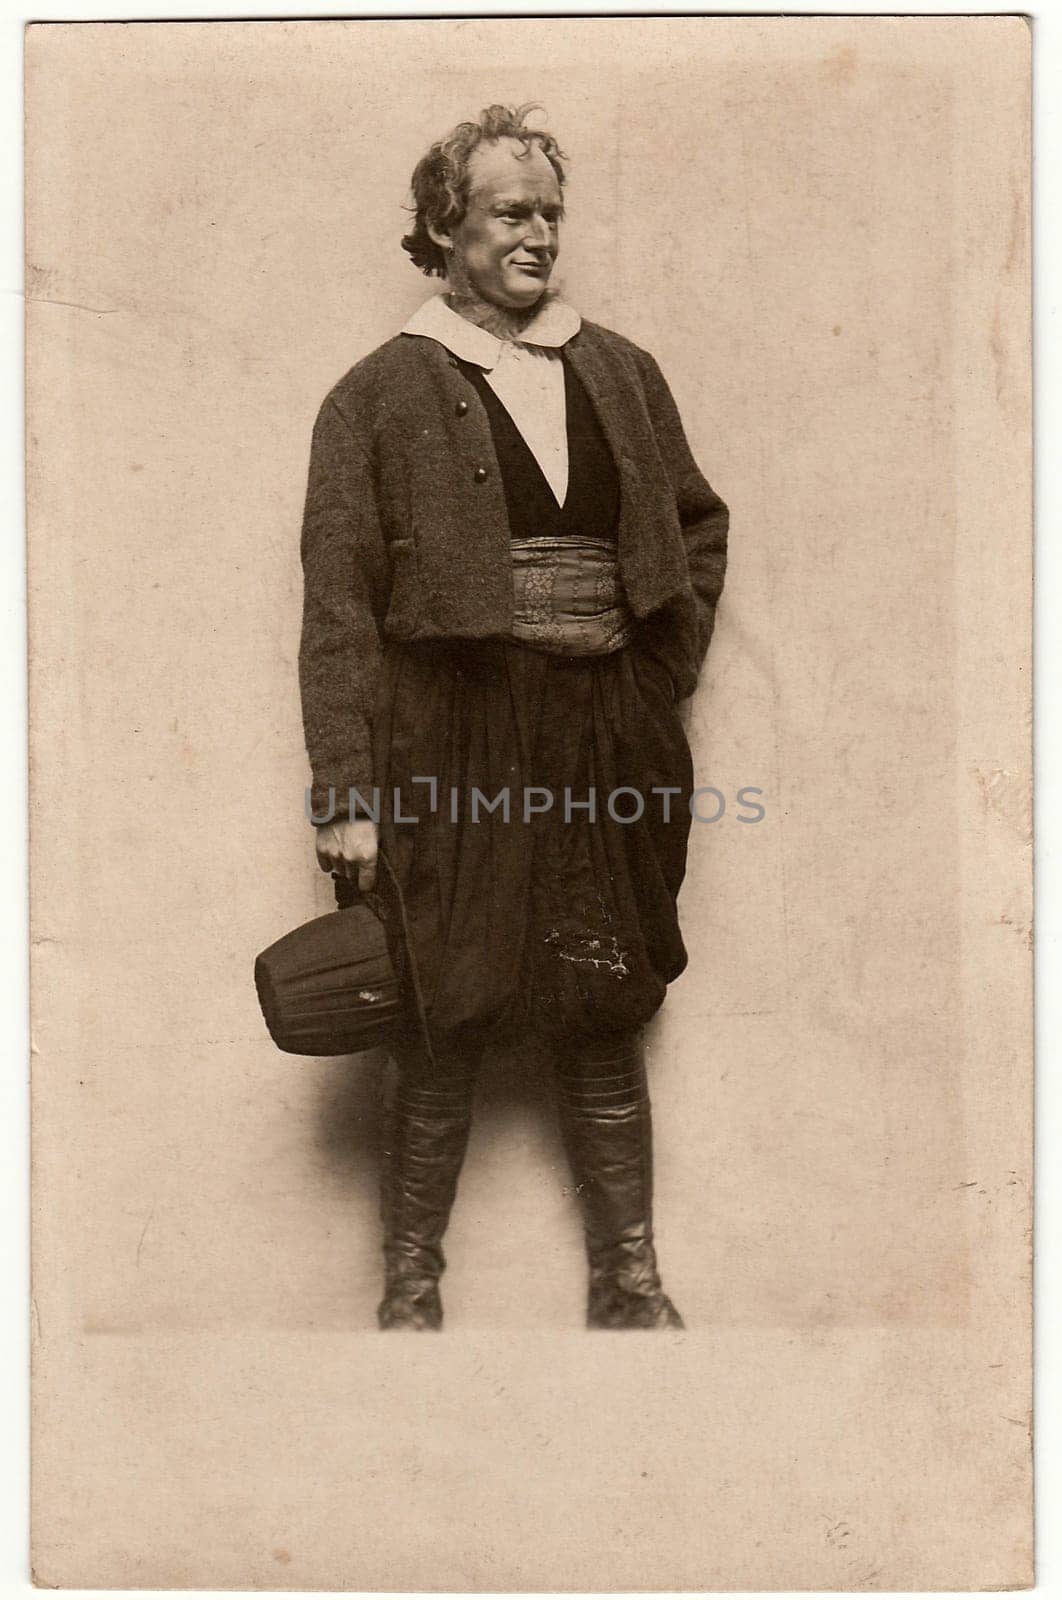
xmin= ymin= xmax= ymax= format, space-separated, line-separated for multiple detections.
xmin=438 ymin=138 xmax=563 ymax=311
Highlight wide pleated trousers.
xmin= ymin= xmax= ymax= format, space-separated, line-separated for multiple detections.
xmin=371 ymin=634 xmax=695 ymax=1049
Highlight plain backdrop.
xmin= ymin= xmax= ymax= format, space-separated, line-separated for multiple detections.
xmin=26 ymin=16 xmax=1032 ymax=1590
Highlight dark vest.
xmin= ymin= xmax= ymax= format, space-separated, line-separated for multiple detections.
xmin=454 ymin=352 xmax=621 ymax=542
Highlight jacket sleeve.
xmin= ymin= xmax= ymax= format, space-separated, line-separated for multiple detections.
xmin=638 ymin=348 xmax=729 ymax=673
xmin=298 ymin=394 xmax=390 ymax=824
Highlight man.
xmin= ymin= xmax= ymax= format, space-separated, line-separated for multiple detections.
xmin=300 ymin=104 xmax=728 ymax=1328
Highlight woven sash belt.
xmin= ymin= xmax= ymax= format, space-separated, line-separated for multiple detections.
xmin=509 ymin=534 xmax=635 ymax=656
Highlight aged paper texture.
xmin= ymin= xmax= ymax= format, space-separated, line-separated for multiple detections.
xmin=28 ymin=16 xmax=1032 ymax=1590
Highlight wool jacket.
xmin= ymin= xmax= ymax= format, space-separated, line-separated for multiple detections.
xmin=299 ymin=318 xmax=729 ymax=817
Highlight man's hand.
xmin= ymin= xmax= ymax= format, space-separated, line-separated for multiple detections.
xmin=315 ymin=818 xmax=379 ymax=894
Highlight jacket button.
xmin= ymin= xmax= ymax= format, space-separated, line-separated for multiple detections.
xmin=447 ymin=356 xmax=459 ymax=369
xmin=473 ymin=465 xmax=489 ymax=484
xmin=455 ymin=399 xmax=469 ymax=417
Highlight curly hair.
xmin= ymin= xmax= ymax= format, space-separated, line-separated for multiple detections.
xmin=402 ymin=104 xmax=567 ymax=278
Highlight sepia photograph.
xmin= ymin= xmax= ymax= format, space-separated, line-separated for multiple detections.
xmin=275 ymin=95 xmax=732 ymax=1334
xmin=26 ymin=14 xmax=1032 ymax=1589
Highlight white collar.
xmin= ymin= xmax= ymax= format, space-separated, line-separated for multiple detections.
xmin=400 ymin=291 xmax=581 ymax=371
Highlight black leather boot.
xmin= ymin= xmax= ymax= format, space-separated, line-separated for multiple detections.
xmin=554 ymin=1036 xmax=685 ymax=1330
xmin=377 ymin=1046 xmax=478 ymax=1330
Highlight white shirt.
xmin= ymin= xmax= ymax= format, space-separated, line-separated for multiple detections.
xmin=400 ymin=292 xmax=582 ymax=507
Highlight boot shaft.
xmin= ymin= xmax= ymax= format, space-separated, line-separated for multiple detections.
xmin=377 ymin=1042 xmax=480 ymax=1328
xmin=554 ymin=1035 xmax=684 ymax=1330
